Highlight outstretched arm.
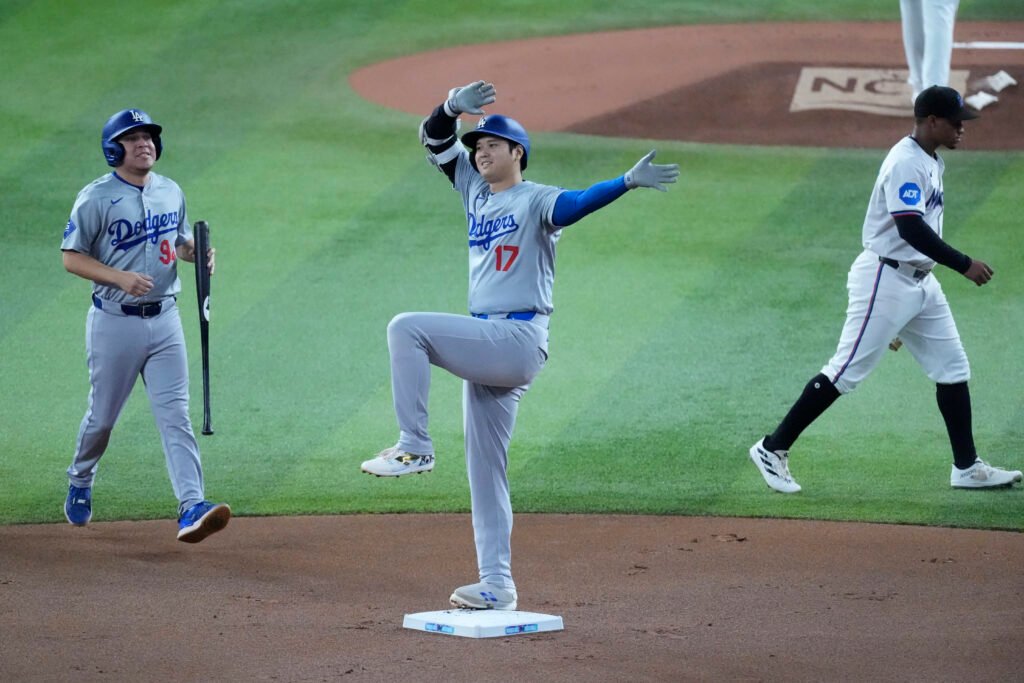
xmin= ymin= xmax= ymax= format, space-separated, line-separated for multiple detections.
xmin=552 ymin=150 xmax=679 ymax=227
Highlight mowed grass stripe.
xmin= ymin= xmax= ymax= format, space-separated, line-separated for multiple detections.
xmin=2 ymin=1 xmax=1022 ymax=527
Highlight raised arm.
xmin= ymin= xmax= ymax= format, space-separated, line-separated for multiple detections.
xmin=419 ymin=80 xmax=496 ymax=184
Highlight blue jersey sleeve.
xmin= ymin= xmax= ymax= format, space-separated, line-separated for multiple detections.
xmin=551 ymin=176 xmax=629 ymax=227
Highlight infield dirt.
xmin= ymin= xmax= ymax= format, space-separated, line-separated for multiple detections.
xmin=3 ymin=514 xmax=1023 ymax=681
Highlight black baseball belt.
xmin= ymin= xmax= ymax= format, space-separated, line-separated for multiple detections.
xmin=878 ymin=256 xmax=931 ymax=281
xmin=92 ymin=293 xmax=173 ymax=318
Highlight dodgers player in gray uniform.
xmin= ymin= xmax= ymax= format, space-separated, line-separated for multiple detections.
xmin=749 ymin=87 xmax=1022 ymax=493
xmin=361 ymin=80 xmax=679 ymax=609
xmin=61 ymin=109 xmax=230 ymax=542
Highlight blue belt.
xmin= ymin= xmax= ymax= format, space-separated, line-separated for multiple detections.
xmin=472 ymin=311 xmax=537 ymax=321
xmin=93 ymin=293 xmax=167 ymax=318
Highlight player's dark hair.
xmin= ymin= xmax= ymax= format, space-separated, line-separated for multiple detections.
xmin=506 ymin=140 xmax=525 ymax=171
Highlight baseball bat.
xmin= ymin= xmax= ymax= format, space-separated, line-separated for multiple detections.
xmin=193 ymin=220 xmax=214 ymax=435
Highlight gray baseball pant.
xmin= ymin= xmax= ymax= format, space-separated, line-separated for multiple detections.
xmin=387 ymin=312 xmax=548 ymax=589
xmin=67 ymin=300 xmax=205 ymax=517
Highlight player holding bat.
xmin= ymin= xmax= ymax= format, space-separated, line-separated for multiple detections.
xmin=60 ymin=108 xmax=230 ymax=542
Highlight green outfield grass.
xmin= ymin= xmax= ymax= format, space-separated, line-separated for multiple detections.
xmin=1 ymin=1 xmax=1021 ymax=530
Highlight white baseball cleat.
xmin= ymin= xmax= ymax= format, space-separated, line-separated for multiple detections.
xmin=449 ymin=581 xmax=518 ymax=611
xmin=950 ymin=459 xmax=1022 ymax=489
xmin=360 ymin=446 xmax=434 ymax=477
xmin=749 ymin=438 xmax=801 ymax=493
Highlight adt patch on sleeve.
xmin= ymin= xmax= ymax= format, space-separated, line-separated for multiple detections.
xmin=64 ymin=219 xmax=77 ymax=239
xmin=898 ymin=182 xmax=922 ymax=206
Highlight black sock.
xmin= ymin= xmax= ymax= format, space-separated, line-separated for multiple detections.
xmin=936 ymin=381 xmax=977 ymax=469
xmin=764 ymin=373 xmax=841 ymax=452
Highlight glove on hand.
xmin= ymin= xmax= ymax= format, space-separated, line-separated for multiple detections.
xmin=624 ymin=150 xmax=680 ymax=192
xmin=447 ymin=80 xmax=496 ymax=115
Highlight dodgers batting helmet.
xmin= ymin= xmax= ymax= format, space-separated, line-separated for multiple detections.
xmin=462 ymin=114 xmax=530 ymax=171
xmin=102 ymin=109 xmax=163 ymax=167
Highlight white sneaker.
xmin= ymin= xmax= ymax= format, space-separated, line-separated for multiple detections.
xmin=950 ymin=459 xmax=1023 ymax=489
xmin=450 ymin=581 xmax=518 ymax=610
xmin=749 ymin=438 xmax=801 ymax=493
xmin=360 ymin=446 xmax=434 ymax=477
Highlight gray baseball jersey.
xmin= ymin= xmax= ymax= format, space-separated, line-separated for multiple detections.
xmin=454 ymin=154 xmax=563 ymax=315
xmin=62 ymin=171 xmax=191 ymax=302
xmin=63 ymin=170 xmax=206 ymax=517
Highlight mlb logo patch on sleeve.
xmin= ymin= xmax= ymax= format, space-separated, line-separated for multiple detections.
xmin=898 ymin=182 xmax=922 ymax=206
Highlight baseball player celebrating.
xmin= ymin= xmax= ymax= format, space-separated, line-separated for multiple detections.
xmin=61 ymin=109 xmax=231 ymax=542
xmin=361 ymin=80 xmax=678 ymax=610
xmin=750 ymin=86 xmax=1022 ymax=493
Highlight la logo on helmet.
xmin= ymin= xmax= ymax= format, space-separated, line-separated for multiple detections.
xmin=130 ymin=110 xmax=145 ymax=123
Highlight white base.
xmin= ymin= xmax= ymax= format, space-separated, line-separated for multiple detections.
xmin=965 ymin=91 xmax=999 ymax=111
xmin=403 ymin=609 xmax=563 ymax=639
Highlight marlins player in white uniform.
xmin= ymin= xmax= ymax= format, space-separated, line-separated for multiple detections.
xmin=749 ymin=86 xmax=1021 ymax=493
xmin=360 ymin=81 xmax=679 ymax=610
xmin=61 ymin=109 xmax=230 ymax=542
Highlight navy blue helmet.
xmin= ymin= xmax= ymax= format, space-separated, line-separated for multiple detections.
xmin=102 ymin=109 xmax=163 ymax=167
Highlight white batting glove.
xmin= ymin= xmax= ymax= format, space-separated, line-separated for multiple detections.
xmin=446 ymin=80 xmax=496 ymax=116
xmin=624 ymin=150 xmax=680 ymax=192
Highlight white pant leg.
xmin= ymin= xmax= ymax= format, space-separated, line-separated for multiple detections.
xmin=68 ymin=306 xmax=147 ymax=487
xmin=921 ymin=0 xmax=959 ymax=90
xmin=893 ymin=275 xmax=970 ymax=383
xmin=901 ymin=0 xmax=926 ymax=95
xmin=386 ymin=311 xmax=547 ymax=454
xmin=141 ymin=303 xmax=205 ymax=516
xmin=822 ymin=252 xmax=925 ymax=394
xmin=464 ymin=381 xmax=525 ymax=590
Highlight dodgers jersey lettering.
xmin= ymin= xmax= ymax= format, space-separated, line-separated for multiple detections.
xmin=61 ymin=171 xmax=191 ymax=303
xmin=862 ymin=136 xmax=944 ymax=269
xmin=452 ymin=151 xmax=562 ymax=315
